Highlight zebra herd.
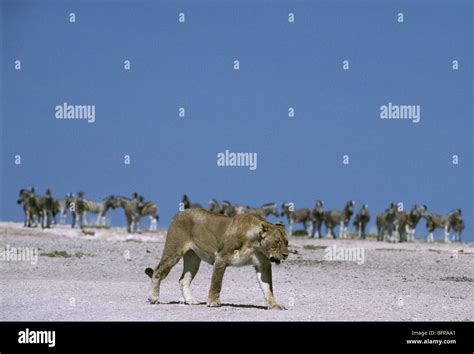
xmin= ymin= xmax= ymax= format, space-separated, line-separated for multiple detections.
xmin=16 ymin=188 xmax=465 ymax=242
xmin=182 ymin=196 xmax=465 ymax=243
xmin=17 ymin=188 xmax=158 ymax=233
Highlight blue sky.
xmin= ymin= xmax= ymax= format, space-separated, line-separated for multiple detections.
xmin=1 ymin=0 xmax=472 ymax=240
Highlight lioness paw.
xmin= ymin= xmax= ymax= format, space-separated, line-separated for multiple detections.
xmin=147 ymin=297 xmax=159 ymax=305
xmin=207 ymin=299 xmax=221 ymax=307
xmin=268 ymin=304 xmax=286 ymax=310
xmin=185 ymin=298 xmax=200 ymax=305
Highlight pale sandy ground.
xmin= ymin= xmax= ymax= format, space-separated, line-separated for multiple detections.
xmin=0 ymin=222 xmax=473 ymax=321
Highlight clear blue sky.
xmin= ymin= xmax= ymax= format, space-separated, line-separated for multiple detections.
xmin=1 ymin=0 xmax=472 ymax=240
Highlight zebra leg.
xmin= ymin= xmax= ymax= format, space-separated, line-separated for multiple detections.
xmin=444 ymin=225 xmax=450 ymax=243
xmin=288 ymin=221 xmax=293 ymax=236
xmin=427 ymin=232 xmax=434 ymax=242
xmin=339 ymin=221 xmax=344 ymax=238
xmin=46 ymin=211 xmax=51 ymax=228
xmin=149 ymin=216 xmax=157 ymax=231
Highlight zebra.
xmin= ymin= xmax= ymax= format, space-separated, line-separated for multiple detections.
xmin=425 ymin=209 xmax=463 ymax=243
xmin=281 ymin=202 xmax=312 ymax=236
xmin=72 ymin=192 xmax=116 ymax=228
xmin=324 ymin=200 xmax=354 ymax=238
xmin=376 ymin=203 xmax=397 ymax=242
xmin=208 ymin=199 xmax=221 ymax=213
xmin=246 ymin=203 xmax=279 ymax=219
xmin=220 ymin=200 xmax=248 ymax=216
xmin=17 ymin=187 xmax=41 ymax=227
xmin=451 ymin=216 xmax=464 ymax=242
xmin=53 ymin=193 xmax=74 ymax=225
xmin=134 ymin=194 xmax=159 ymax=231
xmin=114 ymin=195 xmax=144 ymax=233
xmin=353 ymin=204 xmax=370 ymax=239
xmin=181 ymin=194 xmax=203 ymax=209
xmin=311 ymin=200 xmax=325 ymax=238
xmin=394 ymin=205 xmax=428 ymax=242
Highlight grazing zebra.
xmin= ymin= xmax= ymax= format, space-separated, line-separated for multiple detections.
xmin=73 ymin=192 xmax=116 ymax=228
xmin=181 ymin=194 xmax=203 ymax=209
xmin=353 ymin=204 xmax=370 ymax=239
xmin=208 ymin=199 xmax=221 ymax=213
xmin=281 ymin=202 xmax=312 ymax=236
xmin=17 ymin=187 xmax=40 ymax=227
xmin=425 ymin=209 xmax=463 ymax=243
xmin=114 ymin=196 xmax=144 ymax=233
xmin=311 ymin=200 xmax=325 ymax=238
xmin=246 ymin=203 xmax=279 ymax=219
xmin=376 ymin=203 xmax=397 ymax=242
xmin=324 ymin=200 xmax=354 ymax=238
xmin=135 ymin=194 xmax=159 ymax=231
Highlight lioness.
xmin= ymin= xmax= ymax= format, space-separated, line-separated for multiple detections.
xmin=145 ymin=208 xmax=289 ymax=310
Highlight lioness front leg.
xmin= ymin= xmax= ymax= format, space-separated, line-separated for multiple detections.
xmin=207 ymin=259 xmax=227 ymax=307
xmin=254 ymin=256 xmax=285 ymax=310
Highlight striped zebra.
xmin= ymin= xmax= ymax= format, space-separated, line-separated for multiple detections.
xmin=281 ymin=202 xmax=312 ymax=236
xmin=376 ymin=203 xmax=397 ymax=242
xmin=53 ymin=193 xmax=74 ymax=225
xmin=425 ymin=209 xmax=463 ymax=243
xmin=73 ymin=192 xmax=116 ymax=228
xmin=17 ymin=187 xmax=40 ymax=227
xmin=353 ymin=204 xmax=370 ymax=239
xmin=17 ymin=187 xmax=57 ymax=228
xmin=220 ymin=200 xmax=248 ymax=216
xmin=324 ymin=200 xmax=354 ymax=238
xmin=393 ymin=204 xmax=428 ymax=242
xmin=451 ymin=216 xmax=464 ymax=242
xmin=311 ymin=200 xmax=325 ymax=238
xmin=181 ymin=194 xmax=203 ymax=209
xmin=134 ymin=194 xmax=159 ymax=231
xmin=246 ymin=203 xmax=279 ymax=219
xmin=114 ymin=195 xmax=144 ymax=233
xmin=208 ymin=199 xmax=221 ymax=213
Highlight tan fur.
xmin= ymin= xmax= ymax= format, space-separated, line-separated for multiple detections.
xmin=146 ymin=208 xmax=289 ymax=310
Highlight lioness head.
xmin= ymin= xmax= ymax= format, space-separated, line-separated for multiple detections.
xmin=259 ymin=222 xmax=289 ymax=264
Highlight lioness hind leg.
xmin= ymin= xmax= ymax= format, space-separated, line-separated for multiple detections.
xmin=179 ymin=250 xmax=201 ymax=305
xmin=148 ymin=254 xmax=182 ymax=304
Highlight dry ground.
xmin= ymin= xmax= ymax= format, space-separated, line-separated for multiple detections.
xmin=0 ymin=222 xmax=473 ymax=321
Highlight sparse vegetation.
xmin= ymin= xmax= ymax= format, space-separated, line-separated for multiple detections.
xmin=40 ymin=250 xmax=95 ymax=258
xmin=440 ymin=276 xmax=473 ymax=283
xmin=292 ymin=230 xmax=308 ymax=236
xmin=303 ymin=245 xmax=326 ymax=250
xmin=82 ymin=225 xmax=111 ymax=230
